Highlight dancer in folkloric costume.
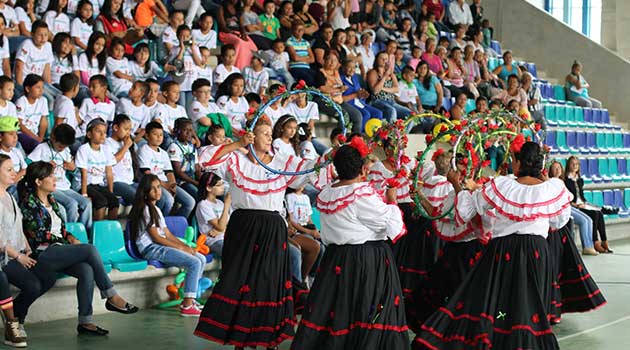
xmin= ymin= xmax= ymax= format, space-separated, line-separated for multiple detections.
xmin=292 ymin=137 xmax=409 ymax=350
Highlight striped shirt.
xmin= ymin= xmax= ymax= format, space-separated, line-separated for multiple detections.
xmin=287 ymin=36 xmax=311 ymax=70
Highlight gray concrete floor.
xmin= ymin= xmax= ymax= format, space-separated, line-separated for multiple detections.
xmin=23 ymin=239 xmax=630 ymax=349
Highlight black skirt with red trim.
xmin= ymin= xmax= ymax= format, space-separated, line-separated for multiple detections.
xmin=194 ymin=209 xmax=295 ymax=348
xmin=393 ymin=203 xmax=440 ymax=297
xmin=406 ymin=239 xmax=486 ymax=333
xmin=292 ymin=240 xmax=409 ymax=350
xmin=548 ymin=224 xmax=606 ymax=320
xmin=412 ymin=234 xmax=559 ymax=350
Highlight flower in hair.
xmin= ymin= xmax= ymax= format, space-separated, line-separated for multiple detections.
xmin=431 ymin=148 xmax=445 ymax=161
xmin=277 ymin=85 xmax=287 ymax=94
xmin=295 ymin=80 xmax=306 ymax=90
xmin=348 ymin=136 xmax=370 ymax=158
xmin=510 ymin=134 xmax=526 ymax=154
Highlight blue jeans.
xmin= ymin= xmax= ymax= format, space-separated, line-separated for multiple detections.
xmin=571 ymin=207 xmax=594 ymax=249
xmin=209 ymin=240 xmax=224 ymax=259
xmin=160 ymin=186 xmax=195 ymax=218
xmin=348 ymin=99 xmax=384 ymax=132
xmin=266 ymin=67 xmax=295 ymax=87
xmin=312 ymin=138 xmax=328 ymax=156
xmin=113 ymin=182 xmax=138 ymax=206
xmin=180 ymin=182 xmax=199 ymax=201
xmin=37 ymin=244 xmax=116 ymax=324
xmin=54 ymin=189 xmax=93 ymax=231
xmin=141 ymin=244 xmax=206 ymax=298
xmin=288 ymin=242 xmax=302 ymax=282
xmin=178 ymin=91 xmax=193 ymax=110
xmin=370 ymin=99 xmax=412 ymax=122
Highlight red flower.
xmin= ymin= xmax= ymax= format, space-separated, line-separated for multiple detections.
xmin=460 ymin=119 xmax=468 ymax=126
xmin=401 ymin=155 xmax=411 ymax=165
xmin=484 ymin=140 xmax=493 ymax=149
xmin=440 ymin=124 xmax=448 ymax=133
xmin=337 ymin=135 xmax=347 ymax=143
xmin=239 ymin=285 xmax=251 ymax=294
xmin=489 ymin=124 xmax=499 ymax=130
xmin=481 ymin=160 xmax=491 ymax=168
xmin=455 ymin=301 xmax=464 ymax=310
xmin=277 ymin=85 xmax=287 ymax=94
xmin=335 ymin=266 xmax=342 ymax=275
xmin=509 ymin=134 xmax=526 ymax=154
xmin=480 ymin=126 xmax=488 ymax=133
xmin=425 ymin=134 xmax=433 ymax=143
xmin=534 ymin=250 xmax=540 ymax=259
xmin=247 ymin=107 xmax=256 ymax=115
xmin=348 ymin=136 xmax=370 ymax=158
xmin=398 ymin=167 xmax=408 ymax=178
xmin=282 ymin=242 xmax=287 ymax=250
xmin=285 ymin=280 xmax=292 ymax=289
xmin=531 ymin=313 xmax=540 ymax=323
xmin=542 ymin=169 xmax=548 ymax=176
xmin=394 ymin=296 xmax=401 ymax=306
xmin=504 ymin=253 xmax=511 ymax=262
xmin=534 ymin=123 xmax=542 ymax=132
xmin=416 ymin=151 xmax=424 ymax=159
xmin=464 ymin=142 xmax=473 ymax=151
xmin=295 ymin=80 xmax=306 ymax=89
xmin=385 ymin=177 xmax=400 ymax=189
xmin=454 ymin=124 xmax=463 ymax=131
xmin=431 ymin=148 xmax=445 ymax=161
xmin=469 ymin=258 xmax=475 ymax=266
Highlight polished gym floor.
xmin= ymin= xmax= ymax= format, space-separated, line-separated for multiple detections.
xmin=23 ymin=239 xmax=630 ymax=349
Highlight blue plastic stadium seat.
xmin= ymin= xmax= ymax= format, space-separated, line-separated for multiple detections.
xmin=587 ymin=158 xmax=601 ymax=183
xmin=527 ymin=63 xmax=537 ymax=78
xmin=545 ymin=130 xmax=557 ymax=152
xmin=624 ymin=134 xmax=630 ymax=149
xmin=491 ymin=40 xmax=502 ymax=55
xmin=93 ymin=221 xmax=147 ymax=272
xmin=566 ymin=131 xmax=577 ymax=153
xmin=603 ymin=190 xmax=617 ymax=218
xmin=579 ymin=159 xmax=589 ymax=178
xmin=602 ymin=109 xmax=610 ymax=124
xmin=576 ymin=131 xmax=588 ymax=153
xmin=618 ymin=158 xmax=629 ymax=181
xmin=65 ymin=222 xmax=89 ymax=244
xmin=164 ymin=216 xmax=188 ymax=238
xmin=583 ymin=107 xmax=593 ymax=126
xmin=586 ymin=132 xmax=597 ymax=153
xmin=553 ymin=85 xmax=566 ymax=101
xmin=593 ymin=108 xmax=603 ymax=125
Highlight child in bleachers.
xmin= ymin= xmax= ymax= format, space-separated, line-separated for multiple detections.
xmin=271 ymin=114 xmax=298 ymax=156
xmin=129 ymin=174 xmax=205 ymax=317
xmin=14 ymin=0 xmax=34 ymax=37
xmin=70 ymin=0 xmax=94 ymax=52
xmin=168 ymin=118 xmax=200 ymax=199
xmin=287 ymin=86 xmax=326 ymax=154
xmin=216 ymin=73 xmax=248 ymax=135
xmin=198 ymin=124 xmax=227 ymax=168
xmin=286 ymin=186 xmax=319 ymax=239
xmin=212 ymin=44 xmax=240 ymax=97
xmin=340 ymin=59 xmax=383 ymax=131
xmin=192 ymin=12 xmax=217 ymax=50
xmin=15 ymin=20 xmax=52 ymax=88
xmin=263 ymin=83 xmax=288 ymax=126
xmin=0 ymin=117 xmax=27 ymax=197
xmin=144 ymin=78 xmax=163 ymax=120
xmin=130 ymin=43 xmax=171 ymax=81
xmin=77 ymin=32 xmax=107 ymax=87
xmin=138 ymin=121 xmax=195 ymax=218
xmin=106 ymin=37 xmax=134 ymax=98
xmin=245 ymin=92 xmax=261 ymax=111
xmin=0 ymin=0 xmax=18 ymax=32
xmin=0 ymin=76 xmax=16 ymax=118
xmin=117 ymin=80 xmax=151 ymax=143
xmin=28 ymin=123 xmax=93 ymax=230
xmin=78 ymin=75 xmax=116 ymax=138
xmin=53 ymin=73 xmax=80 ymax=147
xmin=195 ymin=47 xmax=213 ymax=84
xmin=16 ymin=74 xmax=48 ymax=153
xmin=243 ymin=52 xmax=269 ymax=96
xmin=51 ymin=33 xmax=75 ymax=88
xmin=396 ymin=66 xmax=421 ymax=114
xmin=106 ymin=114 xmax=137 ymax=206
xmin=161 ymin=10 xmax=184 ymax=55
xmin=260 ymin=0 xmax=281 ymax=41
xmin=265 ymin=39 xmax=294 ymax=87
xmin=75 ymin=118 xmax=119 ymax=221
xmin=169 ymin=24 xmax=202 ymax=108
xmin=43 ymin=0 xmax=69 ymax=37
xmin=195 ymin=172 xmax=230 ymax=258
xmin=297 ymin=123 xmax=316 ymax=160
xmin=189 ymin=78 xmax=222 ymax=137
xmin=154 ymin=80 xmax=187 ymax=148
xmin=0 ymin=15 xmax=10 ymax=77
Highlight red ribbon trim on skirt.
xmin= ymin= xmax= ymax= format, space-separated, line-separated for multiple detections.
xmin=559 ymin=273 xmax=592 ymax=285
xmin=561 ymin=289 xmax=603 ymax=302
xmin=198 ymin=316 xmax=296 ymax=334
xmin=299 ymin=319 xmax=409 ymax=336
xmin=194 ymin=329 xmax=293 ymax=348
xmin=210 ymin=293 xmax=294 ymax=307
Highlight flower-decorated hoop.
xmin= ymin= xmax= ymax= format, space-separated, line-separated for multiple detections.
xmin=247 ymin=85 xmax=347 ymax=176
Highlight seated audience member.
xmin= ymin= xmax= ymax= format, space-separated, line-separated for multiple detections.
xmin=28 ymin=124 xmax=93 ymax=231
xmin=367 ymin=51 xmax=412 ymax=123
xmin=415 ymin=61 xmax=445 ymax=114
xmin=565 ymin=61 xmax=602 ymax=108
xmin=448 ymin=0 xmax=473 ymax=28
xmin=19 ymin=161 xmax=138 ymax=336
xmin=492 ymin=50 xmax=521 ymax=87
xmin=521 ymin=72 xmax=546 ymax=131
xmin=195 ymin=172 xmax=230 ymax=258
xmin=492 ymin=74 xmax=528 ymax=110
xmin=216 ymin=0 xmax=257 ymax=70
xmin=341 ymin=59 xmax=383 ymax=133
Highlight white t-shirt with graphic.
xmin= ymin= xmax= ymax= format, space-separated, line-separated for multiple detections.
xmin=106 ymin=56 xmax=134 ymax=96
xmin=16 ymin=39 xmax=53 ymax=77
xmin=195 ymin=198 xmax=227 ymax=246
xmin=105 ymin=137 xmax=134 ymax=185
xmin=286 ymin=192 xmax=312 ymax=226
xmin=78 ymin=97 xmax=116 ymax=137
xmin=137 ymin=144 xmax=172 ymax=182
xmin=75 ymin=143 xmax=115 ymax=186
xmin=216 ymin=95 xmax=248 ymax=133
xmin=28 ymin=142 xmax=73 ymax=191
xmin=154 ymin=103 xmax=187 ymax=133
xmin=16 ymin=96 xmax=48 ymax=136
xmin=117 ymin=98 xmax=151 ymax=134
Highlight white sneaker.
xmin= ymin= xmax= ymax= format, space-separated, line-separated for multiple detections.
xmin=17 ymin=324 xmax=26 ymax=339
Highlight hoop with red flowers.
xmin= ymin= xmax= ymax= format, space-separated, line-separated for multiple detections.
xmin=369 ymin=120 xmax=410 ymax=179
xmin=247 ymin=83 xmax=347 ymax=175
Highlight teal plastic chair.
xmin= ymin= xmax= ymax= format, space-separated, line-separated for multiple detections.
xmin=553 ymin=85 xmax=566 ymax=101
xmin=605 ymin=133 xmax=616 ymax=153
xmin=583 ymin=191 xmax=593 ymax=203
xmin=555 ymin=131 xmax=567 ymax=153
xmin=558 ymin=158 xmax=567 ymax=169
xmin=614 ymin=133 xmax=624 ymax=150
xmin=608 ymin=159 xmax=621 ymax=181
xmin=555 ymin=105 xmax=566 ymax=126
xmin=574 ymin=107 xmax=585 ymax=126
xmin=624 ymin=189 xmax=630 ymax=209
xmin=93 ymin=221 xmax=147 ymax=272
xmin=65 ymin=222 xmax=89 ymax=243
xmin=311 ymin=206 xmax=321 ymax=231
xmin=565 ymin=106 xmax=576 ymax=127
xmin=591 ymin=190 xmax=604 ymax=207
xmin=543 ymin=104 xmax=556 ymax=124
xmin=596 ymin=133 xmax=607 ymax=152
xmin=598 ymin=159 xmax=612 ymax=182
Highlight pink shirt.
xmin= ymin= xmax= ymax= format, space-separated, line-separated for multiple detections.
xmin=422 ymin=53 xmax=443 ymax=74
xmin=350 ymin=0 xmax=360 ymax=12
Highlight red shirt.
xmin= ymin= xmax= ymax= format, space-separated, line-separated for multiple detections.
xmin=423 ymin=0 xmax=444 ymax=19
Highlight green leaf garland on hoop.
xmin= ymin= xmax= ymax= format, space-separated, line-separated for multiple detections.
xmin=247 ymin=82 xmax=347 ymax=176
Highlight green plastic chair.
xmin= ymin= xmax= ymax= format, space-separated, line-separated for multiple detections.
xmin=93 ymin=221 xmax=147 ymax=272
xmin=583 ymin=191 xmax=593 ymax=203
xmin=591 ymin=190 xmax=604 ymax=207
xmin=543 ymin=104 xmax=556 ymax=124
xmin=465 ymin=99 xmax=476 ymax=113
xmin=596 ymin=133 xmax=607 ymax=151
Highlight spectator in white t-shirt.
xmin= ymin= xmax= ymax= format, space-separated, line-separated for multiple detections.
xmin=78 ymin=75 xmax=116 ymax=138
xmin=168 ymin=24 xmax=202 ymax=109
xmin=53 ymin=73 xmax=81 ymax=139
xmin=0 ymin=0 xmax=19 ymax=36
xmin=15 ymin=20 xmax=53 ymax=88
xmin=0 ymin=76 xmax=16 ymax=118
xmin=106 ymin=37 xmax=134 ymax=98
xmin=70 ymin=0 xmax=94 ymax=52
xmin=192 ymin=13 xmax=217 ymax=49
xmin=153 ymin=81 xmax=188 ymax=148
xmin=14 ymin=0 xmax=36 ymax=37
xmin=106 ymin=114 xmax=137 ymax=206
xmin=271 ymin=114 xmax=298 ymax=157
xmin=16 ymin=74 xmax=48 ymax=153
xmin=76 ymin=32 xmax=107 ymax=87
xmin=116 ymin=81 xmax=151 ymax=143
xmin=448 ymin=0 xmax=473 ymax=29
xmin=195 ymin=172 xmax=230 ymax=258
xmin=215 ymin=73 xmax=248 ymax=135
xmin=212 ymin=44 xmax=240 ymax=97
xmin=43 ymin=0 xmax=70 ymax=36
xmin=0 ymin=14 xmax=11 ymax=77
xmin=243 ymin=53 xmax=269 ymax=96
